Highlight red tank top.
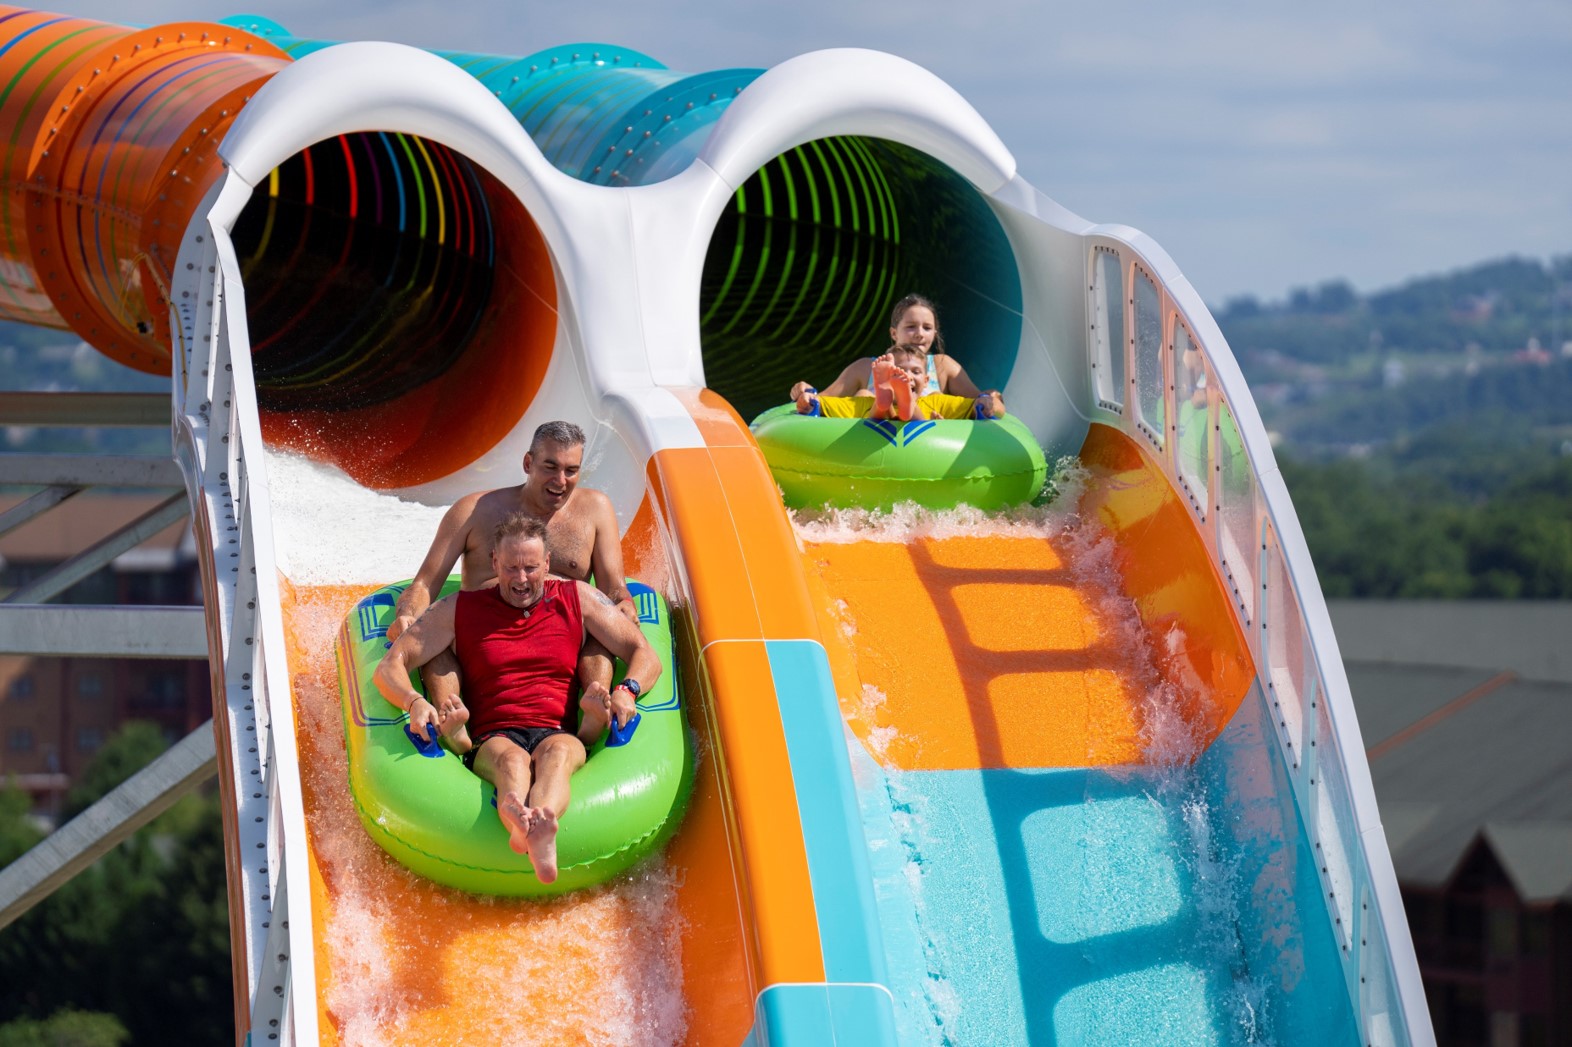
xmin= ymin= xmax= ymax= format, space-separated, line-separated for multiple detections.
xmin=453 ymin=579 xmax=583 ymax=735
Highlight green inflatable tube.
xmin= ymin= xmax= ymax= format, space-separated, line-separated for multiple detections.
xmin=750 ymin=403 xmax=1049 ymax=510
xmin=334 ymin=577 xmax=693 ymax=897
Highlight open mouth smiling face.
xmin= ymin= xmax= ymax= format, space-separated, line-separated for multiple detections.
xmin=493 ymin=536 xmax=549 ymax=610
xmin=524 ymin=440 xmax=583 ymax=511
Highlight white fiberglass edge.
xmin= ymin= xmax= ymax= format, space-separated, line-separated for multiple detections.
xmin=169 ymin=171 xmax=320 ymax=1047
xmin=221 ymin=42 xmax=556 ymax=225
xmin=700 ymin=48 xmax=1015 ymax=196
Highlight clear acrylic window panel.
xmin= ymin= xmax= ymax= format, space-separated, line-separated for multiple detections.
xmin=1360 ymin=882 xmax=1404 ymax=1047
xmin=1312 ymin=693 xmax=1357 ymax=954
xmin=1217 ymin=403 xmax=1256 ymax=623
xmin=1133 ymin=270 xmax=1164 ymax=442
xmin=1265 ymin=533 xmax=1307 ymax=767
xmin=1173 ymin=323 xmax=1207 ymax=510
xmin=1092 ymin=250 xmax=1125 ymax=408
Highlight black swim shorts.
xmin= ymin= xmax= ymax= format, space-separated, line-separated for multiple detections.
xmin=461 ymin=726 xmax=571 ymax=771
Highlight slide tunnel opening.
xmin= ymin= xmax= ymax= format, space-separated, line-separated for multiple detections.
xmin=230 ymin=131 xmax=557 ymax=489
xmin=699 ymin=136 xmax=1022 ymax=422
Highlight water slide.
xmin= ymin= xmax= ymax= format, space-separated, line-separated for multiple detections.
xmin=0 ymin=7 xmax=1436 ymax=1044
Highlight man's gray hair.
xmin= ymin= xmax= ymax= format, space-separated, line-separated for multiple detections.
xmin=529 ymin=420 xmax=586 ymax=454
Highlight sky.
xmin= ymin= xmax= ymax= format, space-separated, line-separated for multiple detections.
xmin=47 ymin=0 xmax=1572 ymax=306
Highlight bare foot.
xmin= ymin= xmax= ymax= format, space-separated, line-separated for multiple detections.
xmin=438 ymin=702 xmax=472 ymax=754
xmin=870 ymin=353 xmax=896 ymax=387
xmin=525 ymin=807 xmax=561 ymax=883
xmin=497 ymin=792 xmax=533 ymax=855
xmin=870 ymin=355 xmax=896 ymax=419
xmin=578 ymin=682 xmax=610 ymax=745
xmin=890 ymin=369 xmax=917 ymax=421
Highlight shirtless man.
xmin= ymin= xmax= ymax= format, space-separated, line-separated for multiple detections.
xmin=386 ymin=420 xmax=638 ymax=750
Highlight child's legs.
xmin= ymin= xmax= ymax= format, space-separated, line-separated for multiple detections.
xmin=817 ymin=395 xmax=876 ymax=418
xmin=917 ymin=393 xmax=979 ymax=420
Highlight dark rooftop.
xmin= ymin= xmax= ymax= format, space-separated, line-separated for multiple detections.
xmin=1330 ymin=600 xmax=1572 ymax=901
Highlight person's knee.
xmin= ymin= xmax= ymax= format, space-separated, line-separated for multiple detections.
xmin=476 ymin=738 xmax=531 ymax=781
xmin=427 ymin=647 xmax=460 ymax=674
xmin=536 ymin=734 xmax=587 ymax=771
xmin=420 ymin=649 xmax=463 ymax=697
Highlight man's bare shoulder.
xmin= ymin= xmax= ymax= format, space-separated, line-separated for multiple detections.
xmin=464 ymin=486 xmax=527 ymax=522
xmin=572 ymin=577 xmax=615 ymax=605
xmin=566 ymin=486 xmax=617 ymax=524
xmin=439 ymin=489 xmax=486 ymax=522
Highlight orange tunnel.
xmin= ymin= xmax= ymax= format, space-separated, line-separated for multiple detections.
xmin=0 ymin=6 xmax=556 ymax=488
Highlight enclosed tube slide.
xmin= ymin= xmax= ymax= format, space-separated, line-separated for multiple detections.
xmin=0 ymin=7 xmax=1434 ymax=1046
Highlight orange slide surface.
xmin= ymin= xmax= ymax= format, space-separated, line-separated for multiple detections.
xmin=803 ymin=422 xmax=1255 ymax=778
xmin=808 ymin=533 xmax=1148 ymax=771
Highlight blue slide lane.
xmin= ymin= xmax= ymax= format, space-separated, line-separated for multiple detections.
xmin=740 ymin=984 xmax=899 ymax=1047
xmin=755 ymin=640 xmax=897 ymax=1044
xmin=848 ymin=738 xmax=1231 ymax=1045
xmin=844 ymin=713 xmax=1359 ymax=1046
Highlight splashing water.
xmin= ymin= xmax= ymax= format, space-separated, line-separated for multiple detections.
xmin=265 ymin=451 xmax=448 ymax=585
xmin=790 ymin=456 xmax=1089 ymax=544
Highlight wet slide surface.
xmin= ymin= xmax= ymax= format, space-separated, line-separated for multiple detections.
xmin=797 ymin=505 xmax=1271 ymax=1046
xmin=263 ymin=447 xmax=1272 ymax=1045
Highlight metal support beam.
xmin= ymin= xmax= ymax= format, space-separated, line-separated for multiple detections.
xmin=0 ymin=484 xmax=82 ymax=538
xmin=0 ymin=454 xmax=184 ymax=488
xmin=3 ymin=492 xmax=190 ymax=604
xmin=0 ymin=723 xmax=218 ymax=931
xmin=0 ymin=392 xmax=170 ymax=428
xmin=0 ymin=604 xmax=208 ymax=657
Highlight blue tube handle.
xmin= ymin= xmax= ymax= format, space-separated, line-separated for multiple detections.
xmin=606 ymin=712 xmax=641 ymax=747
xmin=404 ymin=722 xmax=444 ymax=758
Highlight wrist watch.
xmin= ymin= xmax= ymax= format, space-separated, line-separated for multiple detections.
xmin=612 ymin=678 xmax=641 ymax=700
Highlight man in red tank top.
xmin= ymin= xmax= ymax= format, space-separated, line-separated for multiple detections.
xmin=384 ymin=421 xmax=640 ymax=754
xmin=374 ymin=513 xmax=662 ymax=884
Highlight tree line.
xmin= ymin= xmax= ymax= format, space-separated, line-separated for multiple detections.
xmin=1217 ymin=254 xmax=1572 ymax=365
xmin=0 ymin=724 xmax=232 ymax=1046
xmin=1281 ymin=447 xmax=1572 ymax=600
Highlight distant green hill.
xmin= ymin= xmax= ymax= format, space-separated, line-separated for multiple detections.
xmin=1217 ymin=253 xmax=1572 ymax=598
xmin=1216 ymin=254 xmax=1572 ymax=364
xmin=0 ymin=323 xmax=164 ymax=393
xmin=1214 ymin=253 xmax=1572 ymax=457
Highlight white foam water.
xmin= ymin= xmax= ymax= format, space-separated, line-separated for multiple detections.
xmin=789 ymin=456 xmax=1089 ymax=545
xmin=263 ymin=449 xmax=449 ymax=585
